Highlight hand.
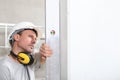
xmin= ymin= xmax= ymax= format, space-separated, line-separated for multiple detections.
xmin=40 ymin=43 xmax=53 ymax=64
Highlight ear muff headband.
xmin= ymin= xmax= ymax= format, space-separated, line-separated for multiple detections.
xmin=10 ymin=51 xmax=34 ymax=65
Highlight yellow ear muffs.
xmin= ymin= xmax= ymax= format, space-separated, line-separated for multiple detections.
xmin=18 ymin=52 xmax=30 ymax=65
xmin=17 ymin=52 xmax=34 ymax=65
xmin=10 ymin=51 xmax=34 ymax=65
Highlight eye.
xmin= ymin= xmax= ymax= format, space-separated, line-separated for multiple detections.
xmin=28 ymin=35 xmax=33 ymax=38
xmin=28 ymin=35 xmax=37 ymax=40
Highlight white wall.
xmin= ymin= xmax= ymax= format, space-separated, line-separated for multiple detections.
xmin=68 ymin=0 xmax=120 ymax=80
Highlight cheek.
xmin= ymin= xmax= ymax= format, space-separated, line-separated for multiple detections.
xmin=20 ymin=37 xmax=32 ymax=44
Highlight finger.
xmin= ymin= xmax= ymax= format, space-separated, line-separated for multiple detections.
xmin=40 ymin=48 xmax=52 ymax=54
xmin=41 ymin=50 xmax=52 ymax=57
xmin=41 ymin=53 xmax=46 ymax=58
xmin=40 ymin=46 xmax=52 ymax=53
xmin=41 ymin=56 xmax=46 ymax=60
xmin=41 ymin=43 xmax=45 ymax=46
xmin=43 ymin=51 xmax=52 ymax=57
xmin=41 ymin=43 xmax=48 ymax=47
xmin=41 ymin=43 xmax=50 ymax=48
xmin=40 ymin=47 xmax=46 ymax=53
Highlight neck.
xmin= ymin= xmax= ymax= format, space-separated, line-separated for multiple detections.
xmin=9 ymin=51 xmax=20 ymax=63
xmin=9 ymin=54 xmax=20 ymax=63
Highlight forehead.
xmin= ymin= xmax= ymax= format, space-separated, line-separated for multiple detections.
xmin=21 ymin=30 xmax=37 ymax=36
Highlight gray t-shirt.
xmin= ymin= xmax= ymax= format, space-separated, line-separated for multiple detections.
xmin=0 ymin=56 xmax=37 ymax=80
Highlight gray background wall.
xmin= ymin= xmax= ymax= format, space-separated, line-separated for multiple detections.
xmin=0 ymin=0 xmax=45 ymax=26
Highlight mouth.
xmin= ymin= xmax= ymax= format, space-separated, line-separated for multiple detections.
xmin=29 ymin=45 xmax=34 ymax=49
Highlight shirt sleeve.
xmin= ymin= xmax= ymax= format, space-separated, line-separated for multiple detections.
xmin=32 ymin=53 xmax=41 ymax=70
xmin=0 ymin=65 xmax=10 ymax=80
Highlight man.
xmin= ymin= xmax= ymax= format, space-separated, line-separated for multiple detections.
xmin=0 ymin=22 xmax=52 ymax=80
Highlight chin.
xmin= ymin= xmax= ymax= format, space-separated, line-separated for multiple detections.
xmin=28 ymin=50 xmax=32 ymax=53
xmin=28 ymin=49 xmax=33 ymax=53
xmin=24 ymin=49 xmax=31 ymax=53
xmin=24 ymin=48 xmax=33 ymax=53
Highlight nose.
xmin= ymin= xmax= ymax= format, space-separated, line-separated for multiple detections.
xmin=32 ymin=37 xmax=37 ymax=44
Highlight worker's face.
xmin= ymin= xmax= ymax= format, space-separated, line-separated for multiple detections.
xmin=16 ymin=30 xmax=37 ymax=53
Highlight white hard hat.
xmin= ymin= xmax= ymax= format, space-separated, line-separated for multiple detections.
xmin=8 ymin=22 xmax=42 ymax=47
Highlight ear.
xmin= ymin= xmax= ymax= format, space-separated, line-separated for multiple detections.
xmin=13 ymin=34 xmax=20 ymax=41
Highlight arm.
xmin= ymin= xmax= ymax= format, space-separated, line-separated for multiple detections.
xmin=33 ymin=43 xmax=52 ymax=68
xmin=39 ymin=43 xmax=52 ymax=64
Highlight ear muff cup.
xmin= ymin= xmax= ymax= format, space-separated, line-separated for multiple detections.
xmin=18 ymin=52 xmax=34 ymax=65
xmin=10 ymin=51 xmax=34 ymax=65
